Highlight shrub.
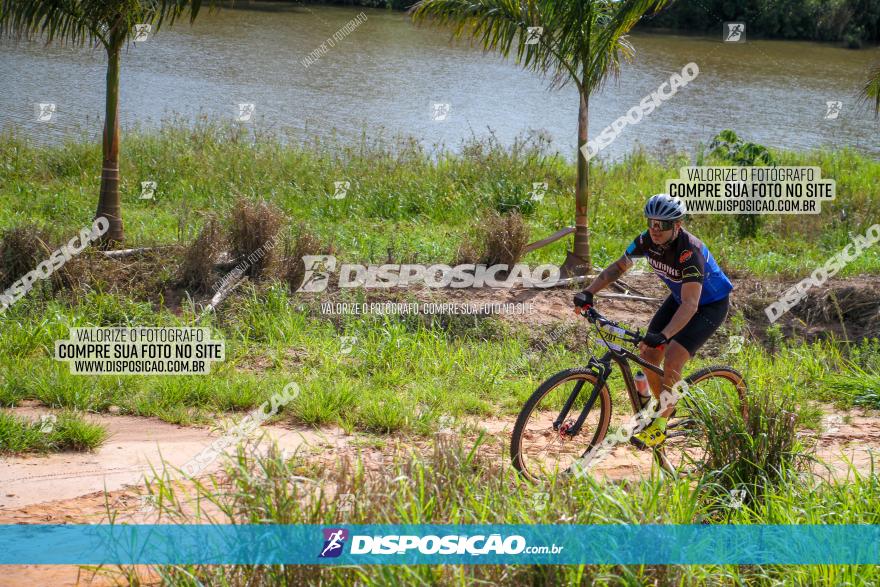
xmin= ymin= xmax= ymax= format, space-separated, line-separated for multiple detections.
xmin=457 ymin=211 xmax=530 ymax=268
xmin=228 ymin=198 xmax=286 ymax=280
xmin=180 ymin=215 xmax=225 ymax=292
xmin=0 ymin=225 xmax=51 ymax=290
xmin=696 ymin=383 xmax=808 ymax=503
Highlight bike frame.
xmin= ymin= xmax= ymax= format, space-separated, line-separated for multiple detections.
xmin=555 ymin=341 xmax=664 ymax=438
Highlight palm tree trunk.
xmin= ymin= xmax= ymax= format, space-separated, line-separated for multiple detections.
xmin=96 ymin=45 xmax=124 ymax=244
xmin=572 ymin=89 xmax=591 ymax=273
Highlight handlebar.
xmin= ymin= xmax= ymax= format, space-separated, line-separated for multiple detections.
xmin=576 ymin=305 xmax=644 ymax=346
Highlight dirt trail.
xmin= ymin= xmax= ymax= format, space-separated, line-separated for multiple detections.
xmin=0 ymin=407 xmax=349 ymax=514
xmin=3 ymin=404 xmax=878 ymax=523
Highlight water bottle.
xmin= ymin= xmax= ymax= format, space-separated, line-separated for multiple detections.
xmin=634 ymin=371 xmax=651 ymax=406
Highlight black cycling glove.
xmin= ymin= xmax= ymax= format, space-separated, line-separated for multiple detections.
xmin=642 ymin=331 xmax=668 ymax=348
xmin=573 ymin=291 xmax=594 ymax=308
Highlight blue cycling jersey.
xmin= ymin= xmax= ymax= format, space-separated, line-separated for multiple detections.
xmin=624 ymin=229 xmax=733 ymax=305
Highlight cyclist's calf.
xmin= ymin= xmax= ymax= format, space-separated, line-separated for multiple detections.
xmin=639 ymin=345 xmax=664 ymax=399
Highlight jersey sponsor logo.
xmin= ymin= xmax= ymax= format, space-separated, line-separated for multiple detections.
xmin=679 ymin=250 xmax=693 ymax=263
xmin=682 ymin=268 xmax=702 ymax=279
xmin=649 ymin=259 xmax=682 ymax=282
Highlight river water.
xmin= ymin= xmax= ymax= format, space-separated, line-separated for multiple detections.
xmin=2 ymin=3 xmax=878 ymax=159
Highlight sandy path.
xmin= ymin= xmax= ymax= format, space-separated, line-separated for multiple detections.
xmin=0 ymin=407 xmax=348 ymax=513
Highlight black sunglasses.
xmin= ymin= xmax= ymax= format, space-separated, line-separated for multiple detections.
xmin=647 ymin=219 xmax=675 ymax=231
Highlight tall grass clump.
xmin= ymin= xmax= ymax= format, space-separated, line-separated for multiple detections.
xmin=695 ymin=383 xmax=808 ymax=504
xmin=456 ymin=210 xmax=530 ymax=268
xmin=0 ymin=224 xmax=51 ymax=290
xmin=228 ymin=198 xmax=286 ymax=279
xmin=179 ymin=214 xmax=224 ymax=292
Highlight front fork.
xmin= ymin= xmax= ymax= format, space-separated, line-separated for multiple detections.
xmin=553 ymin=356 xmax=611 ymax=437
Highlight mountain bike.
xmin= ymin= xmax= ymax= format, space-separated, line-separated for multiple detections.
xmin=510 ymin=304 xmax=748 ymax=482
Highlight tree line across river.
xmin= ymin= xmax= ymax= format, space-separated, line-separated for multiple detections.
xmin=292 ymin=0 xmax=880 ymax=47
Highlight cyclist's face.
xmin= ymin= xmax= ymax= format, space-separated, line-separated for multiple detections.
xmin=648 ymin=219 xmax=678 ymax=244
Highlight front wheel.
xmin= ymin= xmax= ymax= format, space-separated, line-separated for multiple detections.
xmin=510 ymin=368 xmax=612 ymax=482
xmin=655 ymin=366 xmax=748 ymax=476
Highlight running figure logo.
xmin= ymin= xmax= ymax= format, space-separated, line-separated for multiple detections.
xmin=319 ymin=528 xmax=349 ymax=558
xmin=724 ymin=22 xmax=746 ymax=42
xmin=824 ymin=101 xmax=842 ymax=120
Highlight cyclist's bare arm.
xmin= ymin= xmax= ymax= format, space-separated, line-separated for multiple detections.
xmin=584 ymin=255 xmax=633 ymax=295
xmin=660 ymin=282 xmax=701 ymax=340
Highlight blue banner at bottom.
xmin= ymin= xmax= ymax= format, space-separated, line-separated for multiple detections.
xmin=1 ymin=524 xmax=878 ymax=565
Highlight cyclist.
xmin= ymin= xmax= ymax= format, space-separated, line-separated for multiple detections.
xmin=573 ymin=193 xmax=733 ymax=449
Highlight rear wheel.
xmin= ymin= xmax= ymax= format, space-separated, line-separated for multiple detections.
xmin=655 ymin=366 xmax=748 ymax=476
xmin=511 ymin=368 xmax=612 ymax=482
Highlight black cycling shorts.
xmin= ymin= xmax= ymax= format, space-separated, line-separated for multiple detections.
xmin=648 ymin=295 xmax=730 ymax=356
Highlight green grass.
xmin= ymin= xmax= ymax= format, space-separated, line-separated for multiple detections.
xmin=0 ymin=409 xmax=107 ymax=454
xmin=1 ymin=121 xmax=879 ymax=277
xmin=0 ymin=278 xmax=865 ymax=436
xmin=121 ymin=434 xmax=880 ymax=586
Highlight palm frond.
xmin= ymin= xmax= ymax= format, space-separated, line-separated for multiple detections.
xmin=411 ymin=0 xmax=577 ymax=89
xmin=587 ymin=0 xmax=668 ymax=92
xmin=863 ymin=63 xmax=880 ymax=118
xmin=0 ymin=0 xmax=206 ymax=48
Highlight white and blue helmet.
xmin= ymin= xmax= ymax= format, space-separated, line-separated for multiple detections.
xmin=644 ymin=193 xmax=686 ymax=221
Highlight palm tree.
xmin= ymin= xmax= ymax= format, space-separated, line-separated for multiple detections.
xmin=0 ymin=0 xmax=207 ymax=245
xmin=864 ymin=64 xmax=880 ymax=117
xmin=411 ymin=0 xmax=668 ymax=274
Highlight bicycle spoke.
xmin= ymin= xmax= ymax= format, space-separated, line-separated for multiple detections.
xmin=658 ymin=368 xmax=747 ymax=477
xmin=513 ymin=373 xmax=607 ymax=482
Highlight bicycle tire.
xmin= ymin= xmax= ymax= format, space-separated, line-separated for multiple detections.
xmin=511 ymin=368 xmax=613 ymax=482
xmin=655 ymin=365 xmax=748 ymax=476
